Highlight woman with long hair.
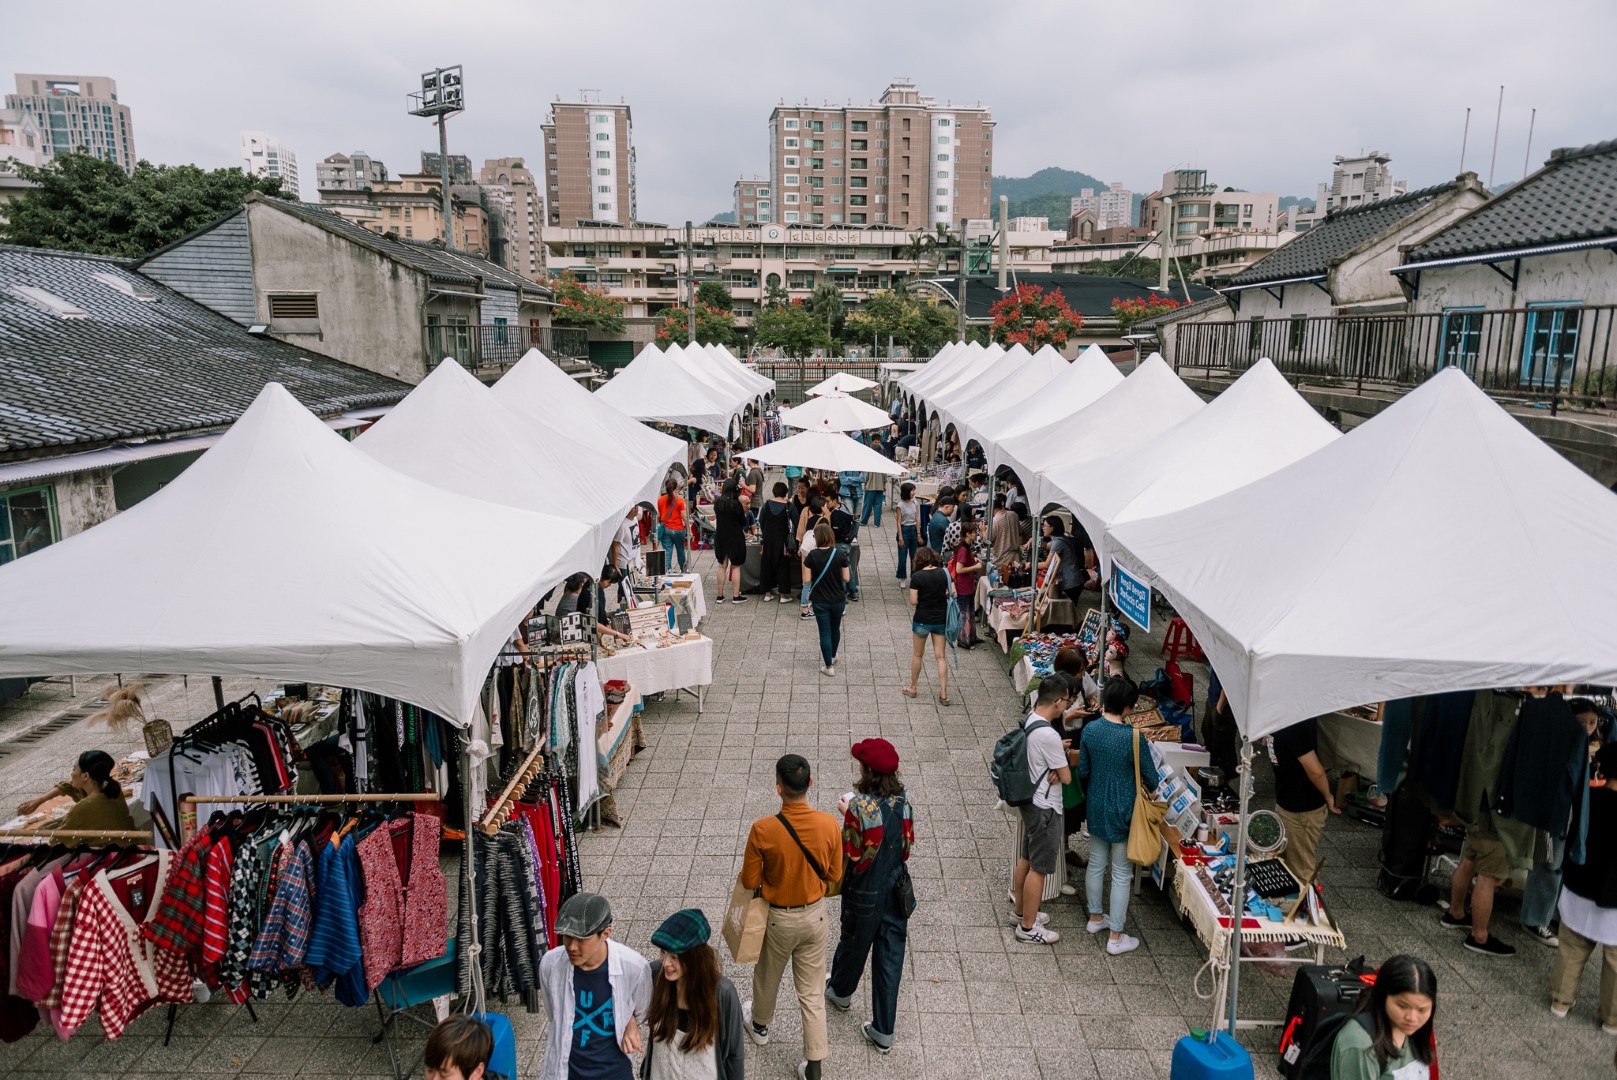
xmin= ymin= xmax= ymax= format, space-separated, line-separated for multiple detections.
xmin=643 ymin=909 xmax=744 ymax=1080
xmin=903 ymin=546 xmax=952 ymax=704
xmin=893 ymin=482 xmax=920 ymax=580
xmin=826 ymin=739 xmax=915 ymax=1054
xmin=657 ymin=475 xmax=689 ymax=574
xmin=948 ymin=520 xmax=983 ymax=649
xmin=801 ymin=522 xmax=850 ymax=675
xmin=711 ymin=477 xmax=749 ymax=606
xmin=1078 ymin=676 xmax=1160 ymax=956
xmin=757 ymin=481 xmax=794 ymax=604
xmin=1331 ymin=954 xmax=1437 ymax=1079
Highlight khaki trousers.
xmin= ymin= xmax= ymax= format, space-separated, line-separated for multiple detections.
xmin=1277 ymin=805 xmax=1328 ymax=887
xmin=751 ymin=899 xmax=829 ymax=1062
xmin=1550 ymin=922 xmax=1617 ymax=1026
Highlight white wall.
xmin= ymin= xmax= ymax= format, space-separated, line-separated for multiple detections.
xmin=1413 ymin=248 xmax=1617 ymax=312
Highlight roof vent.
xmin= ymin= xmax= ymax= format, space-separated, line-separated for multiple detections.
xmin=7 ymin=285 xmax=88 ymax=319
xmin=90 ymin=271 xmax=157 ymax=302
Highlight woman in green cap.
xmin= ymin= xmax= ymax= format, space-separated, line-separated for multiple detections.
xmin=642 ymin=908 xmax=745 ymax=1080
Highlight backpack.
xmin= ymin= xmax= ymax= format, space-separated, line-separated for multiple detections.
xmin=990 ymin=717 xmax=1053 ymax=807
xmin=1277 ymin=957 xmax=1374 ymax=1079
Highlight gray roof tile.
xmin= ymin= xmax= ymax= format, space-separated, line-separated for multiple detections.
xmin=1406 ymin=139 xmax=1617 ymax=261
xmin=0 ymin=245 xmax=409 ymax=455
xmin=1228 ymin=181 xmax=1460 ymax=287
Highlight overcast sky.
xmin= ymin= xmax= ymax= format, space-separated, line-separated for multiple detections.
xmin=6 ymin=0 xmax=1615 ymax=220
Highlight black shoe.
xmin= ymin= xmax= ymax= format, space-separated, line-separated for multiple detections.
xmin=731 ymin=595 xmax=749 ymax=605
xmin=1464 ymin=934 xmax=1516 ymax=957
xmin=1438 ymin=910 xmax=1470 ymax=931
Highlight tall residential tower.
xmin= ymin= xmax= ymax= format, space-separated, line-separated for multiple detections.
xmin=240 ymin=131 xmax=300 ymax=197
xmin=6 ymin=73 xmax=135 ymax=172
xmin=542 ymin=95 xmax=636 ymax=226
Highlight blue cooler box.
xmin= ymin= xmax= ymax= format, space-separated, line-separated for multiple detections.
xmin=1170 ymin=1030 xmax=1254 ymax=1080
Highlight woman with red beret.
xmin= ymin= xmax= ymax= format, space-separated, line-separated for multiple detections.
xmin=824 ymin=738 xmax=915 ymax=1054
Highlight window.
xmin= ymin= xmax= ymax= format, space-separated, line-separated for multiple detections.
xmin=784 ymin=192 xmax=798 ymax=204
xmin=831 ymin=159 xmax=841 ymax=168
xmin=404 ymin=227 xmax=413 ymax=237
xmin=595 ymin=133 xmax=609 ymax=141
xmin=831 ymin=214 xmax=842 ymax=223
xmin=937 ymin=153 xmax=949 ymax=162
xmin=598 ymin=185 xmax=611 ymax=193
xmin=1243 ymin=204 xmax=1253 ymax=215
xmin=851 ymin=121 xmax=867 ymax=131
xmin=1247 ymin=317 xmax=1264 ymax=350
xmin=832 ymin=121 xmax=842 ymax=129
xmin=850 ymin=158 xmax=867 ymax=170
xmin=493 ymin=316 xmax=508 ymax=344
xmin=936 ymin=188 xmax=947 ymax=196
xmin=809 ymin=176 xmax=823 ymax=188
xmin=597 ymin=168 xmax=610 ymax=176
xmin=784 ymin=156 xmax=798 ymax=167
xmin=849 ymin=176 xmax=867 ymax=188
xmin=811 ymin=140 xmax=824 ymax=151
xmin=831 ymin=141 xmax=842 ymax=150
xmin=831 ymin=195 xmax=841 ymax=204
xmin=851 ymin=139 xmax=867 ymax=151
xmin=830 ymin=177 xmax=841 ymax=187
xmin=389 ymin=207 xmax=400 ymax=217
xmin=596 ymin=150 xmax=610 ymax=159
xmin=0 ymin=485 xmax=58 ymax=564
xmin=937 ymin=118 xmax=951 ymax=127
xmin=809 ymin=158 xmax=823 ymax=170
xmin=849 ymin=195 xmax=866 ymax=206
xmin=268 ymin=293 xmax=318 ymax=319
xmin=1288 ymin=316 xmax=1307 ymax=352
xmin=850 ymin=213 xmax=866 ymax=224
xmin=594 ymin=114 xmax=609 ymax=123
xmin=598 ymin=202 xmax=611 ymax=210
xmin=936 ymin=171 xmax=949 ymax=179
xmin=784 ymin=137 xmax=798 ymax=148
xmin=1440 ymin=307 xmax=1484 ymax=374
xmin=935 ymin=204 xmax=947 ymax=213
xmin=785 ymin=174 xmax=799 ymax=186
xmin=937 ymin=135 xmax=950 ymax=145
xmin=810 ymin=121 xmax=823 ymax=132
xmin=784 ymin=211 xmax=799 ymax=222
xmin=404 ymin=208 xmax=412 ymax=219
xmin=1522 ymin=303 xmax=1582 ymax=388
xmin=784 ymin=119 xmax=799 ymax=130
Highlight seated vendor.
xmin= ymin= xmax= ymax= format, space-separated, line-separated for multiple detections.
xmin=16 ymin=750 xmax=136 ymax=839
xmin=593 ymin=567 xmax=637 ymax=646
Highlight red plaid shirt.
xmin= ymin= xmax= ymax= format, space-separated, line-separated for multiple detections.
xmin=141 ymin=831 xmax=211 ymax=954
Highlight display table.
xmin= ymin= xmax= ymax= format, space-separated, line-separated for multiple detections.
xmin=596 ymin=635 xmax=713 ymax=713
xmin=593 ymin=684 xmax=646 ymax=826
xmin=661 ymin=574 xmax=708 ymax=630
xmin=1316 ymin=710 xmax=1382 ymax=780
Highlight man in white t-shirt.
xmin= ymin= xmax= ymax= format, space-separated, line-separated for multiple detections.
xmin=1011 ymin=674 xmax=1077 ymax=945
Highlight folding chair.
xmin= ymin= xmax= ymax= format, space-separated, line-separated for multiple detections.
xmin=372 ymin=940 xmax=457 ymax=1080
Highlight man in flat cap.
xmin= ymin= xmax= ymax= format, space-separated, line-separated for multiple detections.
xmin=537 ymin=891 xmax=651 ymax=1080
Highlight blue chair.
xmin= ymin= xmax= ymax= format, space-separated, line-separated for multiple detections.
xmin=372 ymin=940 xmax=458 ymax=1080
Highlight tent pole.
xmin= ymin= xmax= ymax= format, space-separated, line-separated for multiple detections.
xmin=1225 ymin=737 xmax=1255 ymax=1033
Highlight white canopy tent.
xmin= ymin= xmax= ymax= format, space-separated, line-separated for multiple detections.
xmin=809 ymin=372 xmax=878 ymax=396
xmin=738 ymin=429 xmax=906 ymax=475
xmin=977 ymin=346 xmax=1124 ymax=471
xmin=595 ymin=343 xmax=748 ymax=437
xmin=779 ymin=392 xmax=892 ymax=432
xmin=1050 ymin=359 xmax=1341 ymax=576
xmin=0 ymin=383 xmax=595 ymax=726
xmin=492 ymin=349 xmax=685 ymax=506
xmin=998 ymin=354 xmax=1203 ymax=511
xmin=357 ymin=360 xmax=639 ymax=569
xmin=930 ymin=343 xmax=1035 ymax=435
xmin=666 ymin=343 xmax=764 ymax=409
xmin=1108 ymin=369 xmax=1617 ymax=742
xmin=897 ymin=341 xmax=973 ymax=399
xmin=703 ymin=344 xmax=775 ymax=398
xmin=947 ymin=344 xmax=1070 ymax=453
xmin=914 ymin=344 xmax=1005 ymax=414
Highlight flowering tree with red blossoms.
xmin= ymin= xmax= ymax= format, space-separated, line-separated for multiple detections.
xmin=547 ymin=271 xmax=626 ymax=334
xmin=1111 ymin=295 xmax=1184 ymax=334
xmin=988 ymin=284 xmax=1083 ymax=350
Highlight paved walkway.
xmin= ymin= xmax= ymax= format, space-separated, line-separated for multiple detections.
xmin=0 ymin=523 xmax=1612 ymax=1078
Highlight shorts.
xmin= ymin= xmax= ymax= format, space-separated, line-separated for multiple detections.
xmin=912 ymin=621 xmax=948 ymax=638
xmin=1018 ymin=804 xmax=1063 ymax=876
xmin=1462 ymin=834 xmax=1509 ymax=880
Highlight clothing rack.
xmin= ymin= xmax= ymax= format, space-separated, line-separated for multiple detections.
xmin=477 ymin=743 xmax=546 ymax=836
xmin=185 ymin=792 xmax=442 ymax=804
xmin=0 ymin=827 xmax=152 ymax=840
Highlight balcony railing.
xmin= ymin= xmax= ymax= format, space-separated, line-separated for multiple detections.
xmin=1169 ymin=304 xmax=1617 ymax=413
xmin=422 ymin=323 xmax=591 ymax=372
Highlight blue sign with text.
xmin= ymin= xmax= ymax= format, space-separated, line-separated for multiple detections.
xmin=1111 ymin=565 xmax=1152 ymax=633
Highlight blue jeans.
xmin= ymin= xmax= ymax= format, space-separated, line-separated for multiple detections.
xmin=842 ymin=491 xmax=862 ymax=518
xmin=861 ymin=490 xmax=885 ymax=527
xmin=812 ymin=600 xmax=845 ymax=666
xmin=1521 ymin=833 xmax=1566 ymax=930
xmin=829 ymin=906 xmax=906 ymax=1044
xmin=1086 ymin=837 xmax=1133 ymax=933
xmin=657 ymin=525 xmax=687 ymax=573
xmin=895 ymin=524 xmax=918 ymax=578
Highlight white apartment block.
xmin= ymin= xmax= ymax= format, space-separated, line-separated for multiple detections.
xmin=1070 ymin=181 xmax=1134 ymax=231
xmin=1288 ymin=151 xmax=1409 ymax=232
xmin=240 ymin=131 xmax=300 ymax=198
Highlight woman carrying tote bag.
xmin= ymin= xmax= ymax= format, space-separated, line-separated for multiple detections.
xmin=1077 ymin=676 xmax=1160 ymax=956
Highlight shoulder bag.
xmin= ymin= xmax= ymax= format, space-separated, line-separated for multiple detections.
xmin=800 ymin=547 xmax=838 ymax=607
xmin=776 ymin=813 xmax=843 ymax=898
xmin=1126 ymin=728 xmax=1169 ymax=866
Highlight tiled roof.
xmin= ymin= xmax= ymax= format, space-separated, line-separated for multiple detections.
xmin=1227 ymin=181 xmax=1460 ymax=287
xmin=949 ymin=272 xmax=1217 ymax=321
xmin=0 ymin=245 xmax=410 ymax=455
xmin=1406 ymin=139 xmax=1617 ymax=261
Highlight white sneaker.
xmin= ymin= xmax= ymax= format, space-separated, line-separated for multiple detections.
xmin=821 ymin=664 xmax=835 ymax=677
xmin=1106 ymin=933 xmax=1141 ymax=956
xmin=1086 ymin=917 xmax=1109 ymax=935
xmin=1007 ymin=910 xmax=1050 ymax=927
xmin=1550 ymin=1004 xmax=1569 ymax=1019
xmin=1060 ymin=883 xmax=1078 ymax=896
xmin=741 ymin=1001 xmax=768 ymax=1046
xmin=1015 ymin=922 xmax=1060 ymax=945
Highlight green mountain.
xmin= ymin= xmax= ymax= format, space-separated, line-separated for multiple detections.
xmin=991 ymin=167 xmax=1142 ymax=228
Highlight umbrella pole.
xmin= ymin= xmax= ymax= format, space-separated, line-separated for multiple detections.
xmin=1224 ymin=737 xmax=1256 ymax=1033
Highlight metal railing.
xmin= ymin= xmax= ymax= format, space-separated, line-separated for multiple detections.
xmin=422 ymin=323 xmax=591 ymax=372
xmin=750 ymin=358 xmax=892 ymax=404
xmin=1170 ymin=304 xmax=1617 ymax=413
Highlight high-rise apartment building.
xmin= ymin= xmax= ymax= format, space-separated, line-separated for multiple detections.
xmin=317 ymin=151 xmax=388 ymax=191
xmin=1287 ymin=151 xmax=1408 ymax=232
xmin=240 ymin=131 xmax=300 ymax=197
xmin=1070 ymin=181 xmax=1134 ymax=231
xmin=768 ymin=80 xmax=993 ymax=230
xmin=734 ymin=177 xmax=771 ymax=224
xmin=420 ymin=151 xmax=474 ymax=184
xmin=480 ymin=157 xmax=545 ymax=281
xmin=542 ymin=95 xmax=636 ymax=226
xmin=7 ymin=74 xmax=135 ymax=172
xmin=1141 ymin=168 xmax=1278 ymax=237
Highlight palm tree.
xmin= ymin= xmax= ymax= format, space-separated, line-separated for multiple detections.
xmin=808 ymin=282 xmax=846 ymax=346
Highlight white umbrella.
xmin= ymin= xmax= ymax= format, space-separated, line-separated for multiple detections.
xmin=738 ymin=429 xmax=906 ymax=475
xmin=780 ymin=392 xmax=893 ymax=432
xmin=808 ymin=372 xmax=879 ymax=396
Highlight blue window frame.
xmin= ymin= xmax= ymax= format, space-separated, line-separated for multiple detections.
xmin=1439 ymin=306 xmax=1484 ymax=375
xmin=1521 ymin=303 xmax=1581 ymax=389
xmin=493 ymin=316 xmax=508 ymax=344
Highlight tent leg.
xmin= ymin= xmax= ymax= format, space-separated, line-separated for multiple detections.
xmin=1225 ymin=739 xmax=1255 ymax=1033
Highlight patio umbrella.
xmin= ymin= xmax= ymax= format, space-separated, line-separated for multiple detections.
xmin=738 ymin=429 xmax=906 ymax=475
xmin=779 ymin=392 xmax=893 ymax=432
xmin=808 ymin=372 xmax=879 ymax=396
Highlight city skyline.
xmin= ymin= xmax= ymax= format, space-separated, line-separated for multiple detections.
xmin=4 ymin=0 xmax=1615 ymax=226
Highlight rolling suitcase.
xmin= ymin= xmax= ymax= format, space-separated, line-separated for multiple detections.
xmin=1277 ymin=957 xmax=1374 ymax=1080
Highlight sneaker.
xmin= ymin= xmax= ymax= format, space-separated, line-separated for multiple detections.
xmin=1008 ymin=910 xmax=1050 ymax=928
xmin=821 ymin=665 xmax=835 ymax=677
xmin=824 ymin=983 xmax=851 ymax=1011
xmin=732 ymin=595 xmax=749 ymax=605
xmin=714 ymin=596 xmax=725 ymax=604
xmin=1438 ymin=910 xmax=1470 ymax=931
xmin=1602 ymin=1023 xmax=1617 ymax=1036
xmin=849 ymin=593 xmax=861 ymax=602
xmin=800 ymin=610 xmax=813 ymax=620
xmin=1085 ymin=917 xmax=1108 ymax=935
xmin=1106 ymin=934 xmax=1141 ymax=956
xmin=1015 ymin=922 xmax=1060 ymax=945
xmin=780 ymin=594 xmax=792 ymax=604
xmin=1464 ymin=934 xmax=1516 ymax=957
xmin=861 ymin=1022 xmax=892 ymax=1054
xmin=1524 ymin=924 xmax=1560 ymax=948
xmin=741 ymin=1002 xmax=768 ymax=1046
xmin=1550 ymin=1004 xmax=1570 ymax=1019
xmin=763 ymin=593 xmax=775 ymax=602
xmin=1060 ymin=883 xmax=1078 ymax=896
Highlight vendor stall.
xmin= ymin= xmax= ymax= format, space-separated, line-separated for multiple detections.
xmin=596 ymin=634 xmax=714 ymax=713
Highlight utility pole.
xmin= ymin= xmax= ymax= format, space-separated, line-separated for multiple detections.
xmin=958 ymin=215 xmax=969 ymax=342
xmin=685 ymin=220 xmax=696 ymax=344
xmin=407 ymin=66 xmax=464 ymax=248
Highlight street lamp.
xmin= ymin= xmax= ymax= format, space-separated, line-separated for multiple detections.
xmin=408 ymin=66 xmax=465 ymax=248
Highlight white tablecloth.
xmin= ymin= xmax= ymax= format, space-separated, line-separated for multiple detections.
xmin=1316 ymin=711 xmax=1382 ymax=778
xmin=596 ymin=636 xmax=714 ymax=698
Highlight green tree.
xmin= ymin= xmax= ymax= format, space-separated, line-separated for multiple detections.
xmin=808 ymin=282 xmax=847 ymax=343
xmin=845 ymin=288 xmax=957 ymax=356
xmin=656 ymin=302 xmax=736 ymax=346
xmin=547 ymin=271 xmax=626 ymax=334
xmin=695 ymin=281 xmax=733 ymax=311
xmin=0 ymin=153 xmax=294 ymax=257
xmin=753 ymin=299 xmax=832 ymax=357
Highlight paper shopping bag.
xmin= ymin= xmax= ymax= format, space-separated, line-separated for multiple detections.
xmin=722 ymin=875 xmax=769 ymax=965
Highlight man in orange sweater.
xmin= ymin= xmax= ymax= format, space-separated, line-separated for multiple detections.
xmin=741 ymin=754 xmax=843 ymax=1080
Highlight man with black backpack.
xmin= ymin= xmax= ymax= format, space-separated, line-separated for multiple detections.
xmin=1007 ymin=675 xmax=1079 ymax=945
xmin=741 ymin=754 xmax=843 ymax=1080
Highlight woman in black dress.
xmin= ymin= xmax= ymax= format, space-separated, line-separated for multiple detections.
xmin=757 ymin=481 xmax=794 ymax=603
xmin=712 ymin=477 xmax=750 ymax=606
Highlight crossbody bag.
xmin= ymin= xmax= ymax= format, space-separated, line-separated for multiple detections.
xmin=776 ymin=813 xmax=844 ymax=898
